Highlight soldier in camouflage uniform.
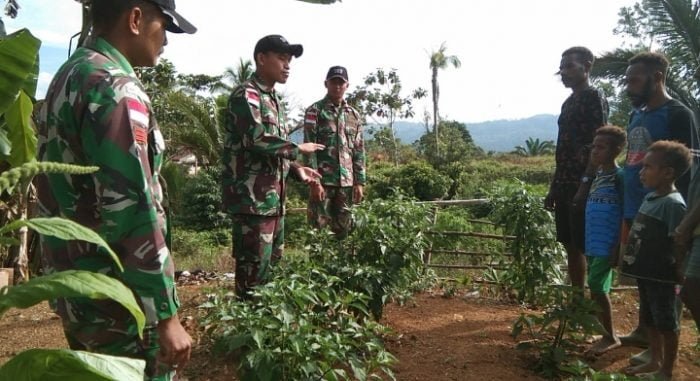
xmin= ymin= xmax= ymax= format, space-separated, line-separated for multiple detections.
xmin=36 ymin=1 xmax=196 ymax=380
xmin=223 ymin=35 xmax=324 ymax=299
xmin=303 ymin=66 xmax=366 ymax=238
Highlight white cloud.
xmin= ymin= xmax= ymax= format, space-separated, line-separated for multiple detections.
xmin=36 ymin=72 xmax=54 ymax=99
xmin=24 ymin=0 xmax=639 ymax=123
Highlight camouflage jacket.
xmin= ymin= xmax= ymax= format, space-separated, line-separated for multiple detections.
xmin=303 ymin=96 xmax=366 ymax=187
xmin=36 ymin=38 xmax=178 ymax=325
xmin=222 ymin=75 xmax=301 ymax=216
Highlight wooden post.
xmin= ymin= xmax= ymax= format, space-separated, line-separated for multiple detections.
xmin=0 ymin=268 xmax=13 ymax=288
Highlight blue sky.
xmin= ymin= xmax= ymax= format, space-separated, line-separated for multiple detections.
xmin=5 ymin=0 xmax=638 ymax=123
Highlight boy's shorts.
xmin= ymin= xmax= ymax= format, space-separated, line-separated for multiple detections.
xmin=685 ymin=237 xmax=700 ymax=280
xmin=586 ymin=255 xmax=613 ymax=293
xmin=637 ymin=278 xmax=679 ymax=332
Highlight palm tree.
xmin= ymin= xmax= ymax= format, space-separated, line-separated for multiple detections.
xmin=591 ymin=0 xmax=700 ymax=118
xmin=160 ymin=91 xmax=223 ymax=167
xmin=214 ymin=58 xmax=254 ymax=94
xmin=514 ymin=137 xmax=555 ymax=156
xmin=429 ymin=42 xmax=461 ymax=158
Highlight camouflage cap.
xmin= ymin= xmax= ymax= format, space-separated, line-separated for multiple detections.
xmin=254 ymin=35 xmax=303 ymax=58
xmin=146 ymin=0 xmax=197 ymax=34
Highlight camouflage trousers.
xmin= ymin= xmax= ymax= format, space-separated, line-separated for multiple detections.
xmin=232 ymin=214 xmax=285 ymax=299
xmin=308 ymin=186 xmax=354 ymax=238
xmin=60 ymin=299 xmax=176 ymax=381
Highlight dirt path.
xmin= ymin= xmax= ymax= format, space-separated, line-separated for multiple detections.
xmin=1 ymin=286 xmax=698 ymax=380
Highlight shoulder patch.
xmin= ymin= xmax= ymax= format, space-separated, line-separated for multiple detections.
xmin=245 ymin=88 xmax=260 ymax=109
xmin=127 ymin=98 xmax=149 ymax=144
xmin=305 ymin=109 xmax=318 ymax=125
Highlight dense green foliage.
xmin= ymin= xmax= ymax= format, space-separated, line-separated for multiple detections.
xmin=488 ymin=181 xmax=565 ymax=305
xmin=176 ymin=167 xmax=230 ymax=231
xmin=202 ymin=196 xmax=432 ymax=380
xmin=368 ymin=161 xmax=450 ymax=201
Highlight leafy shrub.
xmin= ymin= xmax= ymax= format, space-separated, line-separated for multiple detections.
xmin=369 ymin=161 xmax=449 ymax=201
xmin=170 ymin=228 xmax=230 ymax=271
xmin=160 ymin=161 xmax=188 ymax=215
xmin=176 ymin=166 xmax=230 ymax=230
xmin=202 ymin=196 xmax=433 ymax=380
xmin=203 ymin=265 xmax=396 ymax=381
xmin=512 ymin=286 xmax=605 ymax=379
xmin=488 ymin=180 xmax=565 ymax=305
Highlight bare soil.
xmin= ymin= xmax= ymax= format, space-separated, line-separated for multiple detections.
xmin=1 ymin=285 xmax=698 ymax=380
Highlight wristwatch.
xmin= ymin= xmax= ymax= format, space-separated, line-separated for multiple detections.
xmin=580 ymin=176 xmax=592 ymax=184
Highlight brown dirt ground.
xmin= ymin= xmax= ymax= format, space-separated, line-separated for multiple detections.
xmin=1 ymin=285 xmax=698 ymax=381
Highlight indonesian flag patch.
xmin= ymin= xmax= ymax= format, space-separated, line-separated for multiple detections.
xmin=245 ymin=88 xmax=260 ymax=108
xmin=127 ymin=98 xmax=149 ymax=144
xmin=305 ymin=111 xmax=317 ymax=125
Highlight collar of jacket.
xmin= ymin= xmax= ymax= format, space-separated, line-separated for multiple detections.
xmin=252 ymin=73 xmax=276 ymax=95
xmin=87 ymin=37 xmax=137 ymax=78
xmin=323 ymin=95 xmax=346 ymax=109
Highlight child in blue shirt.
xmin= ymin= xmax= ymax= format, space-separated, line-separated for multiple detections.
xmin=584 ymin=126 xmax=626 ymax=355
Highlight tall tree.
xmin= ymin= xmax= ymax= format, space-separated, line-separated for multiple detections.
xmin=215 ymin=58 xmax=254 ymax=94
xmin=347 ymin=68 xmax=427 ymax=165
xmin=429 ymin=42 xmax=461 ymax=158
xmin=592 ymin=0 xmax=700 ymax=119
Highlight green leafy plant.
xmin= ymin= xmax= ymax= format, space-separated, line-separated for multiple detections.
xmin=176 ymin=166 xmax=230 ymax=230
xmin=512 ymin=286 xmax=605 ymax=379
xmin=203 ymin=267 xmax=395 ymax=381
xmin=202 ymin=196 xmax=432 ymax=380
xmin=0 ymin=349 xmax=145 ymax=381
xmin=488 ymin=180 xmax=565 ymax=305
xmin=0 ymin=163 xmax=148 ymax=380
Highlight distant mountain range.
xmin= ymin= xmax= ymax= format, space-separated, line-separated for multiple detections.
xmin=291 ymin=114 xmax=560 ymax=152
xmin=390 ymin=114 xmax=559 ymax=152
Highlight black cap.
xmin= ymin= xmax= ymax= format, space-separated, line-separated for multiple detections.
xmin=326 ymin=66 xmax=348 ymax=81
xmin=254 ymin=35 xmax=303 ymax=58
xmin=146 ymin=0 xmax=197 ymax=34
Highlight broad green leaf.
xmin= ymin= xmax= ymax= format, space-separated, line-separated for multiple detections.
xmin=23 ymin=48 xmax=40 ymax=98
xmin=0 ymin=29 xmax=40 ymax=114
xmin=4 ymin=90 xmax=37 ymax=166
xmin=0 ymin=349 xmax=145 ymax=381
xmin=0 ymin=270 xmax=145 ymax=337
xmin=0 ymin=217 xmax=122 ymax=272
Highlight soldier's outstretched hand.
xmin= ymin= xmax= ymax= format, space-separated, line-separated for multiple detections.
xmin=298 ymin=143 xmax=325 ymax=154
xmin=297 ymin=166 xmax=322 ymax=184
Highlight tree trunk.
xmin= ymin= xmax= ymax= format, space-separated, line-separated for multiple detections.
xmin=12 ymin=186 xmax=29 ymax=282
xmin=431 ymin=67 xmax=440 ymax=158
xmin=389 ymin=110 xmax=399 ymax=167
